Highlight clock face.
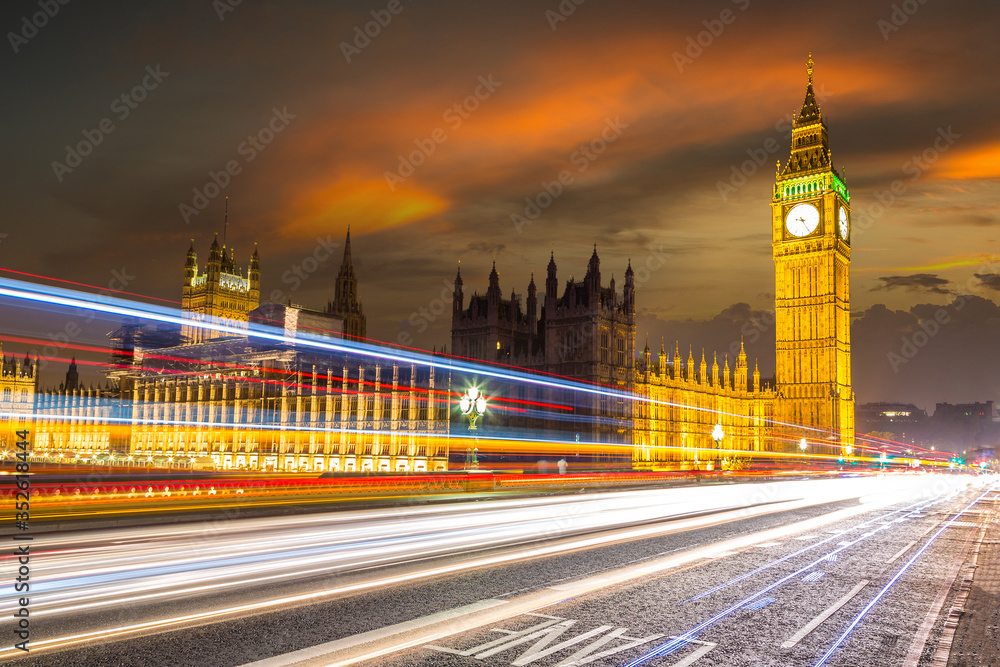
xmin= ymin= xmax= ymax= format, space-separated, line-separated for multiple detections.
xmin=785 ymin=203 xmax=820 ymax=237
xmin=838 ymin=207 xmax=849 ymax=241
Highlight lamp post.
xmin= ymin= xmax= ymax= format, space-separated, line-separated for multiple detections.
xmin=711 ymin=422 xmax=724 ymax=472
xmin=460 ymin=387 xmax=487 ymax=470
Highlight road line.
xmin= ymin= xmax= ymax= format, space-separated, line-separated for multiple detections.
xmin=781 ymin=580 xmax=869 ymax=648
xmin=670 ymin=641 xmax=716 ymax=667
xmin=242 ymin=599 xmax=509 ymax=666
xmin=229 ymin=501 xmax=888 ymax=667
xmin=885 ymin=541 xmax=917 ymax=564
xmin=813 ymin=484 xmax=996 ymax=666
xmin=901 ymin=514 xmax=987 ymax=666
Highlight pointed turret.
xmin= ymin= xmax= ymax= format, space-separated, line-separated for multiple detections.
xmin=736 ymin=339 xmax=748 ymax=390
xmin=65 ymin=357 xmax=79 ymax=392
xmin=623 ymin=259 xmax=635 ymax=315
xmin=545 ymin=252 xmax=559 ymax=308
xmin=659 ymin=338 xmax=666 ymax=376
xmin=327 ymin=227 xmax=366 ymax=339
xmin=699 ymin=350 xmax=707 ymax=386
xmin=453 ymin=264 xmax=464 ymax=316
xmin=687 ymin=345 xmax=694 ymax=382
xmin=184 ymin=239 xmax=197 ymax=287
xmin=723 ymin=354 xmax=731 ymax=391
xmin=585 ymin=244 xmax=601 ymax=299
xmin=711 ymin=352 xmax=719 ymax=388
xmin=753 ymin=360 xmax=761 ymax=393
xmin=526 ymin=272 xmax=537 ymax=334
xmin=781 ymin=53 xmax=836 ymax=178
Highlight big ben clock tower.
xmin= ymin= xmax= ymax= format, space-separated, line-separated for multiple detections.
xmin=772 ymin=55 xmax=854 ymax=453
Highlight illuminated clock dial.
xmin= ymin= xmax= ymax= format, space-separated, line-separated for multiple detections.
xmin=785 ymin=203 xmax=820 ymax=237
xmin=838 ymin=207 xmax=849 ymax=241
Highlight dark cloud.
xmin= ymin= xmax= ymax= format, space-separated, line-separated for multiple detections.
xmin=873 ymin=274 xmax=951 ymax=294
xmin=974 ymin=273 xmax=1000 ymax=291
xmin=465 ymin=242 xmax=506 ymax=257
xmin=851 ymin=296 xmax=1000 ymax=410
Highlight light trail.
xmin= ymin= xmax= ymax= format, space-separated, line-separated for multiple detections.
xmin=621 ymin=476 xmax=981 ymax=667
xmin=0 ymin=476 xmax=951 ymax=660
xmin=812 ymin=484 xmax=998 ymax=666
xmin=0 ymin=275 xmax=891 ymax=451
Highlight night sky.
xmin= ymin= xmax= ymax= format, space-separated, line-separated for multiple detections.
xmin=2 ymin=0 xmax=999 ymax=411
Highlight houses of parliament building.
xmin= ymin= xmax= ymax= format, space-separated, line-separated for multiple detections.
xmin=451 ymin=55 xmax=855 ymax=467
xmin=4 ymin=56 xmax=854 ymax=471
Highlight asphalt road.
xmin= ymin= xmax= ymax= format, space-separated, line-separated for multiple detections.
xmin=4 ymin=474 xmax=995 ymax=667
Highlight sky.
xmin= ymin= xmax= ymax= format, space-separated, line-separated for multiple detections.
xmin=1 ymin=0 xmax=999 ymax=411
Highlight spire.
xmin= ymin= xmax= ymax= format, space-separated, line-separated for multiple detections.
xmin=796 ymin=52 xmax=821 ymax=125
xmin=223 ymin=196 xmax=229 ymax=245
xmin=343 ymin=225 xmax=352 ymax=265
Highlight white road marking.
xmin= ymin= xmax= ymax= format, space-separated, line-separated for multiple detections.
xmin=242 ymin=599 xmax=509 ymax=666
xmin=781 ymin=580 xmax=870 ymax=649
xmin=753 ymin=542 xmax=783 ymax=548
xmin=885 ymin=541 xmax=917 ymax=564
xmin=231 ymin=497 xmax=912 ymax=667
xmin=794 ymin=534 xmax=820 ymax=540
xmin=668 ymin=639 xmax=717 ymax=667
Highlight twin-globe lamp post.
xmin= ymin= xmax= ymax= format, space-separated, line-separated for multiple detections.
xmin=460 ymin=386 xmax=487 ymax=470
xmin=711 ymin=422 xmax=724 ymax=472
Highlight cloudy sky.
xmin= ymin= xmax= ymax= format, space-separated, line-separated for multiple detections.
xmin=1 ymin=0 xmax=999 ymax=410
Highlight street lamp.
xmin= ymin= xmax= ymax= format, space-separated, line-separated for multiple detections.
xmin=460 ymin=387 xmax=487 ymax=430
xmin=460 ymin=387 xmax=487 ymax=470
xmin=799 ymin=437 xmax=808 ymax=454
xmin=711 ymin=422 xmax=724 ymax=471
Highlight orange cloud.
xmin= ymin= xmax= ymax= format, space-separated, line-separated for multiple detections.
xmin=281 ymin=174 xmax=448 ymax=239
xmin=936 ymin=142 xmax=1000 ymax=181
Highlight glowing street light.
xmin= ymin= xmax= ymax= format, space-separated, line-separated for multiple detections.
xmin=799 ymin=437 xmax=808 ymax=453
xmin=711 ymin=422 xmax=724 ymax=471
xmin=460 ymin=386 xmax=487 ymax=430
xmin=460 ymin=386 xmax=487 ymax=470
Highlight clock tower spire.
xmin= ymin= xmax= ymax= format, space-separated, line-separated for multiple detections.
xmin=772 ymin=54 xmax=854 ymax=455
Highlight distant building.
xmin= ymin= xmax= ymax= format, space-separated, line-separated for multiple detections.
xmin=325 ymin=228 xmax=366 ymax=341
xmin=0 ymin=351 xmax=37 ymax=450
xmin=182 ymin=235 xmax=261 ymax=344
xmin=29 ymin=230 xmax=451 ymax=473
xmin=857 ymin=402 xmax=927 ymax=444
xmin=451 ymin=249 xmax=776 ymax=466
xmin=451 ymin=247 xmax=637 ymax=444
